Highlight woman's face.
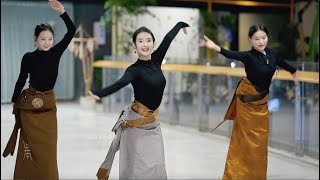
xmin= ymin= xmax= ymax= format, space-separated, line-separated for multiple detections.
xmin=134 ymin=32 xmax=154 ymax=60
xmin=249 ymin=30 xmax=268 ymax=53
xmin=35 ymin=30 xmax=54 ymax=51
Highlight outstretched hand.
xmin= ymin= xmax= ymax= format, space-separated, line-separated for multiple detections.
xmin=88 ymin=90 xmax=101 ymax=101
xmin=199 ymin=35 xmax=221 ymax=52
xmin=49 ymin=0 xmax=65 ymax=15
xmin=182 ymin=27 xmax=188 ymax=35
xmin=291 ymin=71 xmax=299 ymax=84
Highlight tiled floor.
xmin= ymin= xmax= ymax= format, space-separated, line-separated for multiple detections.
xmin=1 ymin=102 xmax=319 ymax=179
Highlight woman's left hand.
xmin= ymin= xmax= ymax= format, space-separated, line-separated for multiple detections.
xmin=291 ymin=71 xmax=299 ymax=83
xmin=49 ymin=0 xmax=65 ymax=15
xmin=182 ymin=27 xmax=188 ymax=35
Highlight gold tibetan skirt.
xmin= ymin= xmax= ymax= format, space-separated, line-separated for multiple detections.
xmin=222 ymin=78 xmax=269 ymax=180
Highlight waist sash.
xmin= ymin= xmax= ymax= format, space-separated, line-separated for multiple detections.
xmin=2 ymin=85 xmax=58 ymax=179
xmin=121 ymin=100 xmax=159 ymax=128
xmin=97 ymin=100 xmax=160 ymax=180
xmin=3 ymin=86 xmax=56 ymax=157
xmin=211 ymin=78 xmax=269 ymax=131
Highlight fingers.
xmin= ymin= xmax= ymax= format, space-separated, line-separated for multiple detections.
xmin=88 ymin=91 xmax=95 ymax=97
xmin=94 ymin=95 xmax=101 ymax=100
xmin=291 ymin=72 xmax=299 ymax=83
xmin=88 ymin=91 xmax=101 ymax=100
xmin=294 ymin=75 xmax=300 ymax=82
xmin=49 ymin=0 xmax=61 ymax=9
xmin=199 ymin=39 xmax=205 ymax=47
xmin=199 ymin=35 xmax=208 ymax=47
xmin=182 ymin=27 xmax=187 ymax=35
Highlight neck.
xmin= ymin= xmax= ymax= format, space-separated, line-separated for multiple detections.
xmin=254 ymin=47 xmax=266 ymax=55
xmin=138 ymin=55 xmax=151 ymax=61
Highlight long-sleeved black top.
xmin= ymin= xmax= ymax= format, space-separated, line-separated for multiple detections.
xmin=92 ymin=22 xmax=189 ymax=110
xmin=11 ymin=12 xmax=76 ymax=103
xmin=220 ymin=47 xmax=297 ymax=92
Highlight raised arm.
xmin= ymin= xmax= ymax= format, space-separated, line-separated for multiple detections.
xmin=219 ymin=48 xmax=248 ymax=62
xmin=49 ymin=0 xmax=76 ymax=53
xmin=152 ymin=22 xmax=189 ymax=65
xmin=90 ymin=68 xmax=136 ymax=99
xmin=200 ymin=35 xmax=248 ymax=62
xmin=11 ymin=54 xmax=29 ymax=103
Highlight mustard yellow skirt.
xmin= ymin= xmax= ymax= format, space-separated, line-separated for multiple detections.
xmin=223 ymin=78 xmax=269 ymax=180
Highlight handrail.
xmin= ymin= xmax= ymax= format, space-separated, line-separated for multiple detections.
xmin=172 ymin=0 xmax=291 ymax=8
xmin=93 ymin=60 xmax=319 ymax=84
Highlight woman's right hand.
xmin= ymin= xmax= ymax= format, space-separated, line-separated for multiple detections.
xmin=88 ymin=90 xmax=101 ymax=101
xmin=199 ymin=35 xmax=221 ymax=52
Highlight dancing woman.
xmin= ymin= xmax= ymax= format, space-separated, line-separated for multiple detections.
xmin=89 ymin=22 xmax=189 ymax=179
xmin=3 ymin=1 xmax=76 ymax=179
xmin=200 ymin=24 xmax=298 ymax=180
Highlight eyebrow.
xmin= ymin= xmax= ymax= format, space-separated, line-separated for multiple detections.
xmin=137 ymin=37 xmax=152 ymax=40
xmin=254 ymin=35 xmax=267 ymax=38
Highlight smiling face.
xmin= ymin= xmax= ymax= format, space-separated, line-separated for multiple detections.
xmin=34 ymin=30 xmax=54 ymax=51
xmin=133 ymin=32 xmax=155 ymax=60
xmin=249 ymin=30 xmax=268 ymax=53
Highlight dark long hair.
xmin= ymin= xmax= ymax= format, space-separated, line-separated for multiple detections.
xmin=132 ymin=26 xmax=155 ymax=43
xmin=248 ymin=24 xmax=269 ymax=38
xmin=34 ymin=23 xmax=54 ymax=39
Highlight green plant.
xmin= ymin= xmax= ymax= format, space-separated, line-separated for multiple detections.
xmin=93 ymin=60 xmax=103 ymax=91
xmin=100 ymin=0 xmax=157 ymax=56
xmin=100 ymin=0 xmax=156 ymax=29
xmin=200 ymin=11 xmax=218 ymax=43
xmin=308 ymin=5 xmax=319 ymax=62
xmin=277 ymin=23 xmax=299 ymax=60
xmin=219 ymin=14 xmax=236 ymax=32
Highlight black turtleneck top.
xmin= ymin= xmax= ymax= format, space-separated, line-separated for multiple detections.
xmin=220 ymin=47 xmax=297 ymax=92
xmin=92 ymin=22 xmax=189 ymax=110
xmin=11 ymin=12 xmax=76 ymax=103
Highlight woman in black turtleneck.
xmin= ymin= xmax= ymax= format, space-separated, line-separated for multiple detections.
xmin=89 ymin=22 xmax=189 ymax=179
xmin=3 ymin=1 xmax=76 ymax=179
xmin=11 ymin=0 xmax=76 ymax=102
xmin=200 ymin=24 xmax=298 ymax=180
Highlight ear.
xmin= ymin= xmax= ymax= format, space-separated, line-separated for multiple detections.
xmin=132 ymin=42 xmax=136 ymax=50
xmin=33 ymin=35 xmax=37 ymax=42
